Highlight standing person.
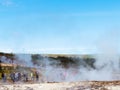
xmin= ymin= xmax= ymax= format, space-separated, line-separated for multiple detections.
xmin=25 ymin=73 xmax=28 ymax=82
xmin=15 ymin=72 xmax=19 ymax=82
xmin=30 ymin=72 xmax=34 ymax=81
xmin=4 ymin=73 xmax=7 ymax=82
xmin=1 ymin=72 xmax=4 ymax=82
xmin=35 ymin=71 xmax=39 ymax=81
xmin=10 ymin=72 xmax=15 ymax=83
xmin=23 ymin=73 xmax=28 ymax=82
xmin=18 ymin=72 xmax=21 ymax=81
xmin=1 ymin=72 xmax=7 ymax=82
xmin=23 ymin=73 xmax=26 ymax=82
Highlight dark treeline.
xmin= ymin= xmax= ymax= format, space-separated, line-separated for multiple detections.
xmin=32 ymin=54 xmax=96 ymax=69
xmin=0 ymin=52 xmax=96 ymax=69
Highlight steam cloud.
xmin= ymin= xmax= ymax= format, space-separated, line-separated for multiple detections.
xmin=12 ymin=53 xmax=120 ymax=82
xmin=0 ymin=30 xmax=120 ymax=82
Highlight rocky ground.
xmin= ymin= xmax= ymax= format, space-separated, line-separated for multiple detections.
xmin=0 ymin=81 xmax=120 ymax=90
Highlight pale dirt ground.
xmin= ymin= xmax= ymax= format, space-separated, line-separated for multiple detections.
xmin=0 ymin=81 xmax=120 ymax=90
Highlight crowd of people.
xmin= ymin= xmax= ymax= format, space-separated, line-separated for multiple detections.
xmin=1 ymin=71 xmax=39 ymax=83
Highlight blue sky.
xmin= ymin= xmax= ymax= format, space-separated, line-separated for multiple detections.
xmin=0 ymin=0 xmax=120 ymax=54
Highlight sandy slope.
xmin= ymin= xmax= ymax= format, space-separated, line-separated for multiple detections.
xmin=0 ymin=81 xmax=120 ymax=90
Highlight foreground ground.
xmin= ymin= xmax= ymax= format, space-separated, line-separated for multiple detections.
xmin=0 ymin=81 xmax=120 ymax=90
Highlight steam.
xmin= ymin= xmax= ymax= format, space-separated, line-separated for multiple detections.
xmin=94 ymin=30 xmax=120 ymax=80
xmin=0 ymin=52 xmax=120 ymax=82
xmin=0 ymin=30 xmax=120 ymax=82
xmin=14 ymin=54 xmax=33 ymax=67
xmin=39 ymin=30 xmax=120 ymax=82
xmin=17 ymin=54 xmax=119 ymax=82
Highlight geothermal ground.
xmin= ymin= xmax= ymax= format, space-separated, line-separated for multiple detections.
xmin=0 ymin=81 xmax=120 ymax=90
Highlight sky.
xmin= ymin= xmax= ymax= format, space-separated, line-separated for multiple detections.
xmin=0 ymin=0 xmax=120 ymax=54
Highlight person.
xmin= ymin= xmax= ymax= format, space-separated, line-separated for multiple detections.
xmin=30 ymin=72 xmax=34 ymax=81
xmin=25 ymin=73 xmax=28 ymax=82
xmin=4 ymin=73 xmax=7 ymax=82
xmin=15 ymin=72 xmax=19 ymax=82
xmin=1 ymin=72 xmax=7 ymax=82
xmin=35 ymin=71 xmax=39 ymax=81
xmin=1 ymin=72 xmax=4 ymax=80
xmin=18 ymin=72 xmax=21 ymax=81
xmin=10 ymin=72 xmax=15 ymax=83
xmin=23 ymin=73 xmax=28 ymax=82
